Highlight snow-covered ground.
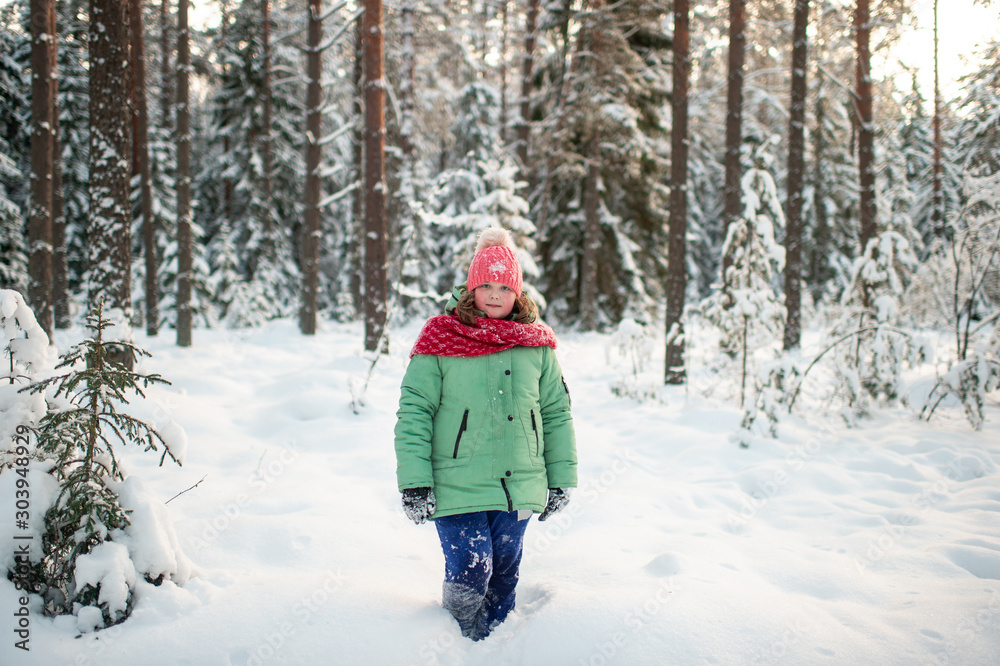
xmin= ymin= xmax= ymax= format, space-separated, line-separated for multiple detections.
xmin=2 ymin=316 xmax=999 ymax=665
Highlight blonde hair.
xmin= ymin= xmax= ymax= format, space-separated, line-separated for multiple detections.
xmin=454 ymin=288 xmax=539 ymax=326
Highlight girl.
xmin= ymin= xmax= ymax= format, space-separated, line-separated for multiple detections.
xmin=394 ymin=226 xmax=578 ymax=641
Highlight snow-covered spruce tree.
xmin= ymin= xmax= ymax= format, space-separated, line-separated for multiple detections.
xmin=0 ymin=290 xmax=55 ymax=443
xmin=0 ymin=153 xmax=27 ymax=293
xmin=825 ymin=232 xmax=924 ymax=424
xmin=702 ymin=138 xmax=786 ymax=407
xmin=20 ymin=300 xmax=183 ymax=628
xmin=196 ymin=0 xmax=303 ymax=327
xmin=54 ymin=0 xmax=92 ymax=296
xmin=915 ymin=172 xmax=1000 ymax=429
xmin=0 ymin=5 xmax=30 ymax=294
xmin=805 ymin=78 xmax=859 ymax=305
xmin=532 ymin=0 xmax=669 ymax=327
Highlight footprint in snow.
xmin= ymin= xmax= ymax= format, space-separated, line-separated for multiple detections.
xmin=515 ymin=583 xmax=555 ymax=617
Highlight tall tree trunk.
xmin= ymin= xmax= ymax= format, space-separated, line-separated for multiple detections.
xmin=363 ymin=0 xmax=388 ymax=352
xmin=300 ymin=0 xmax=323 ymax=335
xmin=499 ymin=0 xmax=509 ymax=146
xmin=811 ymin=78 xmax=830 ymax=296
xmin=221 ymin=0 xmax=233 ymax=226
xmin=160 ymin=0 xmax=173 ymax=130
xmin=29 ymin=0 xmax=56 ymax=338
xmin=348 ymin=16 xmax=364 ymax=316
xmin=579 ymin=129 xmax=601 ymax=331
xmin=260 ymin=0 xmax=275 ymax=264
xmin=88 ymin=0 xmax=132 ymax=322
xmin=855 ymin=0 xmax=877 ymax=260
xmin=721 ymin=0 xmax=745 ymax=304
xmin=132 ymin=0 xmax=158 ymax=336
xmin=176 ymin=0 xmax=193 ymax=346
xmin=665 ymin=0 xmax=690 ymax=385
xmin=517 ymin=0 xmax=539 ymax=178
xmin=50 ymin=16 xmax=68 ymax=330
xmin=931 ymin=0 xmax=943 ymax=236
xmin=784 ymin=0 xmax=809 ymax=351
xmin=52 ymin=85 xmax=69 ymax=329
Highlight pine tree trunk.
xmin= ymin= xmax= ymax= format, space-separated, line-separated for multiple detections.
xmin=363 ymin=0 xmax=388 ymax=352
xmin=517 ymin=0 xmax=539 ymax=178
xmin=349 ymin=16 xmax=364 ymax=315
xmin=721 ymin=0 xmax=745 ymax=304
xmin=88 ymin=0 xmax=132 ymax=322
xmin=811 ymin=80 xmax=829 ymax=293
xmin=579 ymin=130 xmax=601 ymax=331
xmin=261 ymin=0 xmax=275 ymax=263
xmin=160 ymin=0 xmax=172 ymax=130
xmin=665 ymin=0 xmax=690 ymax=385
xmin=131 ymin=0 xmax=158 ymax=336
xmin=29 ymin=0 xmax=56 ymax=338
xmin=300 ymin=0 xmax=323 ymax=335
xmin=221 ymin=0 xmax=233 ymax=227
xmin=176 ymin=0 xmax=193 ymax=346
xmin=499 ymin=0 xmax=509 ymax=147
xmin=50 ymin=18 xmax=69 ymax=330
xmin=855 ymin=0 xmax=877 ymax=261
xmin=783 ymin=0 xmax=809 ymax=351
xmin=52 ymin=89 xmax=69 ymax=329
xmin=931 ymin=0 xmax=943 ymax=236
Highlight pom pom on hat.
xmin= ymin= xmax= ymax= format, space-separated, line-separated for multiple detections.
xmin=467 ymin=226 xmax=523 ymax=296
xmin=475 ymin=226 xmax=516 ymax=254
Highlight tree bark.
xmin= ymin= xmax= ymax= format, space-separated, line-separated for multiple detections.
xmin=52 ymin=84 xmax=69 ymax=329
xmin=88 ymin=0 xmax=132 ymax=322
xmin=29 ymin=0 xmax=57 ymax=338
xmin=50 ymin=15 xmax=68 ymax=330
xmin=665 ymin=0 xmax=690 ymax=385
xmin=363 ymin=0 xmax=388 ymax=352
xmin=579 ymin=129 xmax=601 ymax=331
xmin=499 ymin=0 xmax=509 ymax=146
xmin=260 ymin=0 xmax=275 ymax=264
xmin=931 ymin=0 xmax=943 ymax=236
xmin=517 ymin=0 xmax=539 ymax=177
xmin=349 ymin=15 xmax=364 ymax=315
xmin=176 ymin=0 xmax=193 ymax=346
xmin=131 ymin=0 xmax=158 ymax=336
xmin=855 ymin=0 xmax=877 ymax=259
xmin=721 ymin=0 xmax=745 ymax=303
xmin=160 ymin=0 xmax=173 ymax=130
xmin=784 ymin=0 xmax=809 ymax=351
xmin=300 ymin=0 xmax=323 ymax=335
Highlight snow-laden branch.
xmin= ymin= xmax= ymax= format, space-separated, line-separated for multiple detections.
xmin=319 ymin=180 xmax=359 ymax=209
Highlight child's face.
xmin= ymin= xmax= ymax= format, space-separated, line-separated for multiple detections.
xmin=474 ymin=282 xmax=517 ymax=319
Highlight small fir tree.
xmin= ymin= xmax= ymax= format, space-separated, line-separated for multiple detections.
xmin=826 ymin=232 xmax=924 ymax=424
xmin=702 ymin=139 xmax=786 ymax=407
xmin=21 ymin=299 xmax=181 ymax=627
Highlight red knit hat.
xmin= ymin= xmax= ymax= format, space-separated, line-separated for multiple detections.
xmin=466 ymin=227 xmax=523 ymax=296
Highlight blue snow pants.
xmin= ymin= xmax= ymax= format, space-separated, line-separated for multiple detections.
xmin=434 ymin=510 xmax=529 ymax=641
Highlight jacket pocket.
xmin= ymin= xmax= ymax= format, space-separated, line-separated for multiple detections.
xmin=530 ymin=409 xmax=539 ymax=456
xmin=452 ymin=409 xmax=469 ymax=459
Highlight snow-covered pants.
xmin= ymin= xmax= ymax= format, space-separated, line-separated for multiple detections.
xmin=434 ymin=510 xmax=529 ymax=641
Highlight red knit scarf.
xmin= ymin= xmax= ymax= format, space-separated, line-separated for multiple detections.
xmin=410 ymin=315 xmax=558 ymax=358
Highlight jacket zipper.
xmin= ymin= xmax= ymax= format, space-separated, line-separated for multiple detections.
xmin=530 ymin=409 xmax=539 ymax=455
xmin=500 ymin=478 xmax=514 ymax=512
xmin=452 ymin=409 xmax=469 ymax=458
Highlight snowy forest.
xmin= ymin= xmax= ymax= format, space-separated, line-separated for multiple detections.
xmin=1 ymin=0 xmax=1000 ymax=661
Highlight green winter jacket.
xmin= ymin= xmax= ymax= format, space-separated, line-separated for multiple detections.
xmin=394 ymin=341 xmax=577 ymax=519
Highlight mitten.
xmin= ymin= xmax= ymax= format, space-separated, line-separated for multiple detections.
xmin=401 ymin=486 xmax=436 ymax=524
xmin=538 ymin=487 xmax=569 ymax=522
